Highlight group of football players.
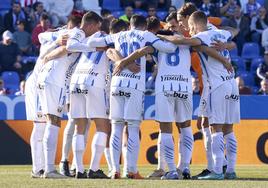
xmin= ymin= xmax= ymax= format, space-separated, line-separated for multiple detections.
xmin=25 ymin=2 xmax=240 ymax=180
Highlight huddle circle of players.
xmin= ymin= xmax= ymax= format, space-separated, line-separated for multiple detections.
xmin=25 ymin=2 xmax=240 ymax=180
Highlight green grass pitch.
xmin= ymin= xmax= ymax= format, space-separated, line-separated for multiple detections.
xmin=0 ymin=165 xmax=268 ymax=188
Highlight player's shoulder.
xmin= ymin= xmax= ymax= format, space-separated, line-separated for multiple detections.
xmin=70 ymin=27 xmax=86 ymax=39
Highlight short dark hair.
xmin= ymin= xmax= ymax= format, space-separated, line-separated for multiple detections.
xmin=130 ymin=15 xmax=147 ymax=28
xmin=189 ymin=11 xmax=207 ymax=25
xmin=100 ymin=18 xmax=111 ymax=34
xmin=177 ymin=3 xmax=197 ymax=17
xmin=101 ymin=9 xmax=112 ymax=17
xmin=166 ymin=11 xmax=177 ymax=22
xmin=33 ymin=2 xmax=43 ymax=11
xmin=82 ymin=11 xmax=103 ymax=25
xmin=110 ymin=19 xmax=129 ymax=33
xmin=68 ymin=15 xmax=82 ymax=27
xmin=40 ymin=13 xmax=49 ymax=21
xmin=146 ymin=16 xmax=160 ymax=31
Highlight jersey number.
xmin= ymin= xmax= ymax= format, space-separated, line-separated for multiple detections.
xmin=166 ymin=47 xmax=180 ymax=66
xmin=120 ymin=42 xmax=141 ymax=64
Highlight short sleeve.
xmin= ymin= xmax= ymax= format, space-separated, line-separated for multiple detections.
xmin=104 ymin=33 xmax=119 ymax=46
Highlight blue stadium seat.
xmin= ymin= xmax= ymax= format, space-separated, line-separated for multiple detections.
xmin=1 ymin=71 xmax=20 ymax=93
xmin=239 ymin=72 xmax=255 ymax=86
xmin=229 ymin=47 xmax=238 ymax=58
xmin=112 ymin=10 xmax=124 ymax=18
xmin=257 ymin=0 xmax=264 ymax=6
xmin=250 ymin=57 xmax=264 ymax=73
xmin=134 ymin=9 xmax=148 ymax=17
xmin=0 ymin=0 xmax=11 ymax=10
xmin=231 ymin=56 xmax=246 ymax=72
xmin=241 ymin=42 xmax=260 ymax=60
xmin=102 ymin=0 xmax=121 ymax=11
xmin=157 ymin=11 xmax=168 ymax=21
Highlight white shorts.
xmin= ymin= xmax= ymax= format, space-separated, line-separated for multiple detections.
xmin=110 ymin=87 xmax=144 ymax=121
xmin=198 ymin=85 xmax=209 ymax=117
xmin=208 ymin=80 xmax=240 ymax=125
xmin=25 ymin=77 xmax=45 ymax=121
xmin=70 ymin=86 xmax=109 ymax=119
xmin=155 ymin=91 xmax=192 ymax=123
xmin=37 ymin=83 xmax=66 ymax=118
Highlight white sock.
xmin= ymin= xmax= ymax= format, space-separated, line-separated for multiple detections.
xmin=211 ymin=132 xmax=224 ymax=174
xmin=126 ymin=124 xmax=140 ymax=173
xmin=104 ymin=148 xmax=113 ymax=172
xmin=225 ymin=132 xmax=237 ymax=173
xmin=157 ymin=132 xmax=166 ymax=170
xmin=177 ymin=134 xmax=183 ymax=170
xmin=43 ymin=123 xmax=59 ymax=173
xmin=202 ymin=127 xmax=213 ymax=171
xmin=72 ymin=134 xmax=85 ymax=173
xmin=110 ymin=121 xmax=124 ymax=172
xmin=180 ymin=127 xmax=194 ymax=171
xmin=162 ymin=133 xmax=176 ymax=172
xmin=61 ymin=118 xmax=75 ymax=162
xmin=30 ymin=122 xmax=46 ymax=173
xmin=90 ymin=132 xmax=107 ymax=171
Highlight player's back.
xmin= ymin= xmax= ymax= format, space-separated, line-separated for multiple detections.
xmin=194 ymin=29 xmax=234 ymax=91
xmin=71 ymin=31 xmax=110 ymax=89
xmin=109 ymin=29 xmax=155 ymax=91
xmin=155 ymin=44 xmax=191 ymax=93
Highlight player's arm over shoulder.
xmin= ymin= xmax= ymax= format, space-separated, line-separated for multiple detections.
xmin=158 ymin=33 xmax=202 ymax=46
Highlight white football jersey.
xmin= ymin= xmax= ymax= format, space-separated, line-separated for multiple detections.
xmin=193 ymin=29 xmax=234 ymax=91
xmin=37 ymin=28 xmax=81 ymax=87
xmin=70 ymin=32 xmax=110 ymax=89
xmin=154 ymin=44 xmax=191 ymax=93
xmin=88 ymin=29 xmax=176 ymax=91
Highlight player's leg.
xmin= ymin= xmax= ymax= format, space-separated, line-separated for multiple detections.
xmin=159 ymin=122 xmax=179 ymax=180
xmin=104 ymin=125 xmax=113 ymax=177
xmin=223 ymin=124 xmax=237 ymax=179
xmin=59 ymin=113 xmax=75 ymax=176
xmin=39 ymin=83 xmax=67 ymax=178
xmin=88 ymin=118 xmax=110 ymax=179
xmin=109 ymin=87 xmax=125 ymax=179
xmin=72 ymin=118 xmax=88 ymax=178
xmin=223 ymin=79 xmax=240 ymax=179
xmin=69 ymin=88 xmax=88 ymax=178
xmin=198 ymin=83 xmax=231 ymax=180
xmin=122 ymin=125 xmax=128 ymax=177
xmin=175 ymin=93 xmax=193 ymax=179
xmin=124 ymin=88 xmax=144 ymax=179
xmin=176 ymin=121 xmax=193 ymax=179
xmin=30 ymin=121 xmax=46 ymax=178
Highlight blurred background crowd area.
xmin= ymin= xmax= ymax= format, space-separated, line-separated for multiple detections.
xmin=0 ymin=0 xmax=267 ymax=96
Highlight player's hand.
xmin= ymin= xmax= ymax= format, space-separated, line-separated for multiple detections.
xmin=14 ymin=62 xmax=22 ymax=69
xmin=56 ymin=34 xmax=69 ymax=46
xmin=223 ymin=60 xmax=234 ymax=74
xmin=211 ymin=39 xmax=226 ymax=51
xmin=126 ymin=63 xmax=140 ymax=74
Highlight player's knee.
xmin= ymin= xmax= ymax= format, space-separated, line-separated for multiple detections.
xmin=177 ymin=120 xmax=191 ymax=129
xmin=159 ymin=122 xmax=172 ymax=133
xmin=111 ymin=119 xmax=125 ymax=125
xmin=223 ymin=124 xmax=233 ymax=135
xmin=126 ymin=120 xmax=141 ymax=128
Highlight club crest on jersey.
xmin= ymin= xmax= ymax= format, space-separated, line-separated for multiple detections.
xmin=164 ymin=91 xmax=188 ymax=99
